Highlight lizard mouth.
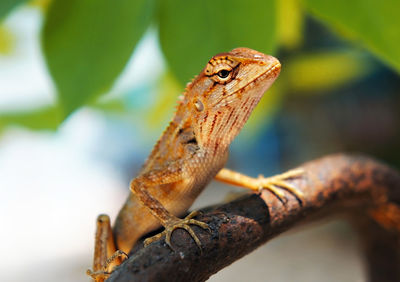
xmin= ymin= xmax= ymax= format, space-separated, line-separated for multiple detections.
xmin=243 ymin=62 xmax=281 ymax=91
xmin=213 ymin=61 xmax=281 ymax=107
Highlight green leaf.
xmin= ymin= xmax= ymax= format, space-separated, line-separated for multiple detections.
xmin=284 ymin=50 xmax=374 ymax=94
xmin=147 ymin=71 xmax=181 ymax=130
xmin=277 ymin=0 xmax=304 ymax=49
xmin=0 ymin=25 xmax=14 ymax=54
xmin=42 ymin=0 xmax=154 ymax=117
xmin=0 ymin=0 xmax=27 ymax=19
xmin=0 ymin=106 xmax=61 ymax=133
xmin=304 ymin=0 xmax=400 ymax=73
xmin=159 ymin=0 xmax=277 ymax=84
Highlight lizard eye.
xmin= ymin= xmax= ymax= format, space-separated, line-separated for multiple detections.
xmin=217 ymin=69 xmax=230 ymax=79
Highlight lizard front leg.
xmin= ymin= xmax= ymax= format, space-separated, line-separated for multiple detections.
xmin=130 ymin=163 xmax=210 ymax=250
xmin=215 ymin=168 xmax=304 ymax=203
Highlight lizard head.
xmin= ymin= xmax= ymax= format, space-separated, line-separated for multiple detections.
xmin=181 ymin=47 xmax=281 ymax=150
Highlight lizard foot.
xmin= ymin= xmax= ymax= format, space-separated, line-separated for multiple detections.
xmin=144 ymin=211 xmax=211 ymax=251
xmin=257 ymin=168 xmax=304 ymax=203
xmin=86 ymin=269 xmax=110 ymax=282
xmin=86 ymin=250 xmax=128 ymax=282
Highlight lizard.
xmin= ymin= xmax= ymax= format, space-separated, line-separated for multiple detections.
xmin=87 ymin=47 xmax=303 ymax=281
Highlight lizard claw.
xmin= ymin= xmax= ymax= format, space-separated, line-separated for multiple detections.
xmin=86 ymin=250 xmax=128 ymax=282
xmin=144 ymin=211 xmax=210 ymax=251
xmin=257 ymin=168 xmax=304 ymax=203
xmin=86 ymin=269 xmax=110 ymax=282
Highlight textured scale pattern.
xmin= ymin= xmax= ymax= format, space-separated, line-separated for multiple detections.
xmin=112 ymin=47 xmax=281 ymax=253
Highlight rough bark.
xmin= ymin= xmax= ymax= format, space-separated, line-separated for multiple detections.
xmin=107 ymin=154 xmax=400 ymax=282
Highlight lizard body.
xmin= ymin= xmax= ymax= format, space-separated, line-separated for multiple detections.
xmin=88 ymin=48 xmax=302 ymax=281
xmin=114 ymin=47 xmax=281 ymax=251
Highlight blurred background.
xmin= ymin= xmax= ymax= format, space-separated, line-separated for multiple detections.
xmin=0 ymin=0 xmax=399 ymax=281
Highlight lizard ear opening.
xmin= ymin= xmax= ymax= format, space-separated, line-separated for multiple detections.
xmin=194 ymin=99 xmax=204 ymax=111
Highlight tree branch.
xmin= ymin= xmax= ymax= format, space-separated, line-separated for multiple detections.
xmin=107 ymin=154 xmax=400 ymax=282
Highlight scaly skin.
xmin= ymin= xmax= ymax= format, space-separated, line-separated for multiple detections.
xmin=88 ymin=48 xmax=303 ymax=281
xmin=114 ymin=47 xmax=281 ymax=251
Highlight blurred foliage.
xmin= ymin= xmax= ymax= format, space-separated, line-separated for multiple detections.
xmin=284 ymin=50 xmax=374 ymax=94
xmin=0 ymin=0 xmax=28 ymax=19
xmin=147 ymin=72 xmax=181 ymax=130
xmin=28 ymin=0 xmax=52 ymax=12
xmin=42 ymin=0 xmax=155 ymax=116
xmin=277 ymin=0 xmax=304 ymax=49
xmin=0 ymin=25 xmax=14 ymax=54
xmin=0 ymin=106 xmax=61 ymax=131
xmin=0 ymin=0 xmax=399 ymax=139
xmin=159 ymin=0 xmax=277 ymax=84
xmin=304 ymin=0 xmax=400 ymax=73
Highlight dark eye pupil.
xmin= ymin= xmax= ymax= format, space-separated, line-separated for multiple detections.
xmin=218 ymin=69 xmax=230 ymax=78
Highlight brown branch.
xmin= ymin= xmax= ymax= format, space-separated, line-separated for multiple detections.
xmin=107 ymin=154 xmax=400 ymax=282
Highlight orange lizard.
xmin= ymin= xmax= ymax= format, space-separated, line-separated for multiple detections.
xmin=87 ymin=47 xmax=303 ymax=281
